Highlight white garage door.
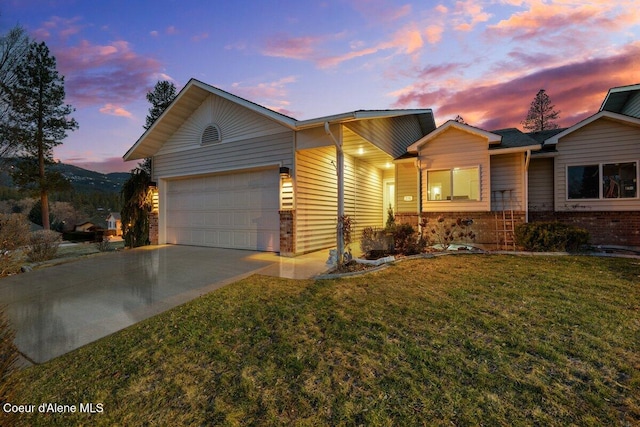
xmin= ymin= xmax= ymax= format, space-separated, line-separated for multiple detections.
xmin=165 ymin=168 xmax=280 ymax=251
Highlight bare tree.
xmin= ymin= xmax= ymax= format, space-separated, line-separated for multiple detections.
xmin=0 ymin=26 xmax=30 ymax=157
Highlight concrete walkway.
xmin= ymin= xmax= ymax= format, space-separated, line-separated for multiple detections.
xmin=0 ymin=245 xmax=330 ymax=366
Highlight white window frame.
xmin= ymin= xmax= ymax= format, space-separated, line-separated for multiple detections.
xmin=426 ymin=165 xmax=481 ymax=202
xmin=566 ymin=160 xmax=639 ymax=201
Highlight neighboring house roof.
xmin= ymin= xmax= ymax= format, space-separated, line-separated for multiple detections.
xmin=106 ymin=212 xmax=121 ymax=221
xmin=600 ymin=83 xmax=640 ymax=113
xmin=124 ymin=78 xmax=435 ymax=161
xmin=525 ymin=128 xmax=567 ymax=144
xmin=544 ymin=110 xmax=640 ymax=145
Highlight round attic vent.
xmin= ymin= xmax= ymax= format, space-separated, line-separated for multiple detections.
xmin=201 ymin=124 xmax=221 ymax=145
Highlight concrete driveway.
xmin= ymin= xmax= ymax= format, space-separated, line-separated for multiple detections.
xmin=0 ymin=245 xmax=329 ymax=365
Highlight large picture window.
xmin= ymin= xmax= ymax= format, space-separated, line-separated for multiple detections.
xmin=427 ymin=167 xmax=480 ymax=201
xmin=567 ymin=162 xmax=637 ymax=199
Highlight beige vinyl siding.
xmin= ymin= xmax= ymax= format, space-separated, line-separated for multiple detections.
xmin=396 ymin=162 xmax=418 ymax=213
xmin=419 ymin=128 xmax=490 ymax=212
xmin=295 ymin=146 xmax=338 ymax=253
xmin=528 ymin=157 xmax=554 ymax=211
xmin=349 ymin=158 xmax=383 ymax=236
xmin=295 ymin=147 xmax=385 ymax=254
xmin=490 ymin=153 xmax=524 ymax=211
xmin=156 ymin=94 xmax=291 ymax=156
xmin=345 ymin=115 xmax=428 ymax=158
xmin=555 ymin=117 xmax=640 ymax=211
xmin=153 ymin=131 xmax=293 ymax=179
xmin=621 ymin=92 xmax=640 ymax=118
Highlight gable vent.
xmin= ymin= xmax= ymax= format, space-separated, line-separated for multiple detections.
xmin=201 ymin=124 xmax=221 ymax=145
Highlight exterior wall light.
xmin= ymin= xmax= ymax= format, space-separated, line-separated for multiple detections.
xmin=279 ymin=166 xmax=291 ymax=178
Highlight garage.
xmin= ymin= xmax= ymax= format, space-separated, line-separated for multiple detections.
xmin=165 ymin=168 xmax=280 ymax=251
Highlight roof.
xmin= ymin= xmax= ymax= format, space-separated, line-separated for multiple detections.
xmin=407 ymin=120 xmax=502 ymax=153
xmin=107 ymin=212 xmax=121 ymax=220
xmin=407 ymin=121 xmax=541 ymax=154
xmin=525 ymin=128 xmax=567 ymax=144
xmin=600 ymin=83 xmax=640 ymax=113
xmin=544 ymin=110 xmax=640 ymax=145
xmin=490 ymin=128 xmax=539 ymax=149
xmin=124 ymin=78 xmax=434 ymax=161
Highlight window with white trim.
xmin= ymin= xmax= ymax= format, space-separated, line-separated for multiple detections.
xmin=427 ymin=166 xmax=480 ymax=201
xmin=201 ymin=124 xmax=221 ymax=145
xmin=567 ymin=161 xmax=638 ymax=199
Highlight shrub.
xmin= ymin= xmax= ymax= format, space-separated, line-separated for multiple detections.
xmin=95 ymin=236 xmax=113 ymax=252
xmin=360 ymin=224 xmax=426 ymax=258
xmin=425 ymin=216 xmax=476 ymax=250
xmin=515 ymin=222 xmax=590 ymax=252
xmin=361 ymin=227 xmax=391 ymax=259
xmin=0 ymin=306 xmax=19 ymax=427
xmin=390 ymin=223 xmax=426 ymax=255
xmin=0 ymin=214 xmax=30 ymax=276
xmin=26 ymin=230 xmax=62 ymax=262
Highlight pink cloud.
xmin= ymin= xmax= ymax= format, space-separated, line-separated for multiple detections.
xmin=263 ymin=34 xmax=322 ymax=60
xmin=393 ymin=42 xmax=640 ymax=131
xmin=452 ymin=0 xmax=492 ymax=32
xmin=32 ymin=16 xmax=84 ymax=41
xmin=52 ymin=39 xmax=164 ymax=107
xmin=99 ymin=103 xmax=133 ymax=118
xmin=229 ymin=76 xmax=299 ymax=116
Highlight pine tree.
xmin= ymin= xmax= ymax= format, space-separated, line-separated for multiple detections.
xmin=521 ymin=89 xmax=560 ymax=131
xmin=144 ymin=80 xmax=177 ymax=130
xmin=4 ymin=41 xmax=78 ymax=229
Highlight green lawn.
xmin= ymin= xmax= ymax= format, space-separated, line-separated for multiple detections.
xmin=9 ymin=255 xmax=640 ymax=426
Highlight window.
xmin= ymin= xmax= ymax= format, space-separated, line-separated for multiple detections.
xmin=427 ymin=167 xmax=480 ymax=201
xmin=201 ymin=124 xmax=221 ymax=145
xmin=567 ymin=162 xmax=637 ymax=199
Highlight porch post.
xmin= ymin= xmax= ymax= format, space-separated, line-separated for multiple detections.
xmin=325 ymin=122 xmax=345 ymax=264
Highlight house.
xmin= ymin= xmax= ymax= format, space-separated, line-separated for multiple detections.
xmin=124 ymin=78 xmax=436 ymax=256
xmin=106 ymin=212 xmax=122 ymax=236
xmin=74 ymin=222 xmax=96 ymax=232
xmin=404 ymin=121 xmax=541 ymax=248
xmin=124 ymin=79 xmax=640 ymax=253
xmin=527 ymin=83 xmax=640 ymax=247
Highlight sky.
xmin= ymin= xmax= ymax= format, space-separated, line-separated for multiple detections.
xmin=2 ymin=0 xmax=639 ymax=173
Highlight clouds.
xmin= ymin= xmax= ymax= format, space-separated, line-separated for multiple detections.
xmin=394 ymin=42 xmax=640 ymax=129
xmin=31 ymin=17 xmax=166 ymax=120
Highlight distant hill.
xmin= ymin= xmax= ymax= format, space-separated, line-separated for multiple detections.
xmin=0 ymin=159 xmax=130 ymax=194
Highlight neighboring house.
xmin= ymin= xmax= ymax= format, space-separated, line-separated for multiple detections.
xmin=124 ymin=78 xmax=436 ymax=255
xmin=527 ymin=83 xmax=640 ymax=247
xmin=74 ymin=222 xmax=96 ymax=232
xmin=106 ymin=212 xmax=122 ymax=236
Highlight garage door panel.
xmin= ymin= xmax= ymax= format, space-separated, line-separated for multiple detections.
xmin=165 ymin=168 xmax=279 ymax=251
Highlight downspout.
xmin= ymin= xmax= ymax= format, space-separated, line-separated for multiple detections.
xmin=524 ymin=149 xmax=531 ymax=223
xmin=416 ymin=157 xmax=422 ymax=229
xmin=325 ymin=122 xmax=344 ymax=264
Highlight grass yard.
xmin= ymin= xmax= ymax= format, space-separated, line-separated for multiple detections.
xmin=8 ymin=255 xmax=640 ymax=426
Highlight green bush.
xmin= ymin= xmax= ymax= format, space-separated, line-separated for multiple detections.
xmin=515 ymin=222 xmax=590 ymax=252
xmin=26 ymin=230 xmax=62 ymax=262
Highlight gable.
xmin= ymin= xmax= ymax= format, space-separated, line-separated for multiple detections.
xmin=156 ymin=94 xmax=292 ymax=156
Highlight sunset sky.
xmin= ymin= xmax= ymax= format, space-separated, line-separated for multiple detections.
xmin=2 ymin=0 xmax=640 ymax=173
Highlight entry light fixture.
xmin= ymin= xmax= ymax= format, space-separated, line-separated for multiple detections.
xmin=279 ymin=166 xmax=291 ymax=178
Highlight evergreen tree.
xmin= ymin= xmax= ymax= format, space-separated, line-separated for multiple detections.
xmin=144 ymin=80 xmax=177 ymax=130
xmin=140 ymin=80 xmax=177 ymax=173
xmin=521 ymin=89 xmax=560 ymax=131
xmin=120 ymin=168 xmax=152 ymax=247
xmin=3 ymin=41 xmax=77 ymax=229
